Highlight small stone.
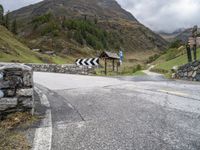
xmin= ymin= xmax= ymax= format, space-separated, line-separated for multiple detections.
xmin=0 ymin=97 xmax=17 ymax=106
xmin=192 ymin=71 xmax=197 ymax=78
xmin=194 ymin=66 xmax=198 ymax=71
xmin=172 ymin=73 xmax=176 ymax=78
xmin=196 ymin=74 xmax=200 ymax=81
xmin=188 ymin=71 xmax=193 ymax=77
xmin=4 ymin=89 xmax=15 ymax=97
xmin=16 ymin=88 xmax=33 ymax=96
xmin=18 ymin=97 xmax=33 ymax=108
xmin=184 ymin=72 xmax=188 ymax=77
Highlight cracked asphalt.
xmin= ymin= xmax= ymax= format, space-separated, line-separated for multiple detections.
xmin=33 ymin=72 xmax=200 ymax=150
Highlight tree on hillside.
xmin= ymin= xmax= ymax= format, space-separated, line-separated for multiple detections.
xmin=0 ymin=4 xmax=4 ymax=25
xmin=5 ymin=11 xmax=10 ymax=29
xmin=94 ymin=15 xmax=98 ymax=24
xmin=11 ymin=19 xmax=17 ymax=34
xmin=61 ymin=16 xmax=66 ymax=29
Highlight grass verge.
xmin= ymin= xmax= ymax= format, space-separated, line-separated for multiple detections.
xmin=0 ymin=112 xmax=39 ymax=150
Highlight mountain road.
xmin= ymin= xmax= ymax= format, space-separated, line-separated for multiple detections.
xmin=33 ymin=72 xmax=200 ymax=150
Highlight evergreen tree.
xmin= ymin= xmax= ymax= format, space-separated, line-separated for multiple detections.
xmin=94 ymin=15 xmax=98 ymax=24
xmin=0 ymin=4 xmax=4 ymax=25
xmin=11 ymin=19 xmax=17 ymax=34
xmin=5 ymin=11 xmax=10 ymax=29
xmin=61 ymin=16 xmax=66 ymax=29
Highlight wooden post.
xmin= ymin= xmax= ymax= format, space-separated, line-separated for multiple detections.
xmin=105 ymin=58 xmax=107 ymax=75
xmin=117 ymin=61 xmax=119 ymax=73
xmin=112 ymin=59 xmax=115 ymax=71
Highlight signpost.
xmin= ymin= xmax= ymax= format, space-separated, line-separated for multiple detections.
xmin=192 ymin=25 xmax=198 ymax=61
xmin=187 ymin=25 xmax=199 ymax=62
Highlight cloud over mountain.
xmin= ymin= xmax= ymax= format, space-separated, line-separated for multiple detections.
xmin=1 ymin=0 xmax=199 ymax=32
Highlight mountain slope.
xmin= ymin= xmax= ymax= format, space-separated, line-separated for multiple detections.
xmin=0 ymin=25 xmax=71 ymax=63
xmin=9 ymin=0 xmax=167 ymax=56
xmin=175 ymin=28 xmax=200 ymax=43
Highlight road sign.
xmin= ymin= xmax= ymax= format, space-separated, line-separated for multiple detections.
xmin=76 ymin=58 xmax=99 ymax=66
xmin=119 ymin=50 xmax=123 ymax=64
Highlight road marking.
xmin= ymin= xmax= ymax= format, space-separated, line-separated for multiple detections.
xmin=33 ymin=87 xmax=52 ymax=150
xmin=158 ymin=90 xmax=189 ymax=97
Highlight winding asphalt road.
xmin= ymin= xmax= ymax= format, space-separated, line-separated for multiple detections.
xmin=33 ymin=72 xmax=200 ymax=150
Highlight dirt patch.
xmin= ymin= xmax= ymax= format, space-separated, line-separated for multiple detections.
xmin=0 ymin=112 xmax=39 ymax=150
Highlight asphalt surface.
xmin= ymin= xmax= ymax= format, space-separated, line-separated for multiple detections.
xmin=33 ymin=72 xmax=200 ymax=150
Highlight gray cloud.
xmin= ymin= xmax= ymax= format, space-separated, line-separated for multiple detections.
xmin=0 ymin=0 xmax=199 ymax=32
xmin=0 ymin=0 xmax=43 ymax=12
xmin=116 ymin=0 xmax=200 ymax=32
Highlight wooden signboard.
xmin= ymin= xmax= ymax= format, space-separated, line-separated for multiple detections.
xmin=197 ymin=37 xmax=200 ymax=47
xmin=188 ymin=37 xmax=195 ymax=46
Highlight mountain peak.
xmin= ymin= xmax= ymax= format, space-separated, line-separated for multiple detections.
xmin=11 ymin=0 xmax=137 ymax=22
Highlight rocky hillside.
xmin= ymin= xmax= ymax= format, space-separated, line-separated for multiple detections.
xmin=9 ymin=0 xmax=167 ymax=56
xmin=175 ymin=28 xmax=200 ymax=43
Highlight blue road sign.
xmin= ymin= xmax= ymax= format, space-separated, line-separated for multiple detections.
xmin=119 ymin=50 xmax=123 ymax=64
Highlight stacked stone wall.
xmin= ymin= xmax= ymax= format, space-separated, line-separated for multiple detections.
xmin=0 ymin=64 xmax=34 ymax=116
xmin=175 ymin=61 xmax=200 ymax=81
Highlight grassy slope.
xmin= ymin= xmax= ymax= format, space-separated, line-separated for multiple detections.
xmin=0 ymin=25 xmax=72 ymax=64
xmin=153 ymin=48 xmax=200 ymax=71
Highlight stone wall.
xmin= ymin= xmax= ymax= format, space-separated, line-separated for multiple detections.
xmin=0 ymin=64 xmax=34 ymax=117
xmin=26 ymin=63 xmax=94 ymax=75
xmin=175 ymin=61 xmax=200 ymax=81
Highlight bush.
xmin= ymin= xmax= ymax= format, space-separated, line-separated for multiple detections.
xmin=41 ymin=21 xmax=60 ymax=36
xmin=32 ymin=13 xmax=52 ymax=25
xmin=165 ymin=48 xmax=178 ymax=61
xmin=150 ymin=68 xmax=169 ymax=74
xmin=147 ymin=54 xmax=160 ymax=63
xmin=63 ymin=19 xmax=109 ymax=49
xmin=169 ymin=39 xmax=182 ymax=48
xmin=74 ymin=30 xmax=84 ymax=45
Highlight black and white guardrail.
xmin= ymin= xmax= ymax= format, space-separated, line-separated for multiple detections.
xmin=76 ymin=58 xmax=99 ymax=66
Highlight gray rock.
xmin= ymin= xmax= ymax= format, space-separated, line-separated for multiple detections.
xmin=196 ymin=74 xmax=200 ymax=81
xmin=0 ymin=98 xmax=18 ymax=110
xmin=0 ymin=90 xmax=4 ymax=98
xmin=192 ymin=71 xmax=197 ymax=78
xmin=188 ymin=71 xmax=193 ymax=77
xmin=16 ymin=88 xmax=33 ymax=96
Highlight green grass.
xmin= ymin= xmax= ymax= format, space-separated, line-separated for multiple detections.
xmin=154 ymin=48 xmax=200 ymax=71
xmin=0 ymin=25 xmax=74 ymax=64
xmin=132 ymin=71 xmax=146 ymax=76
xmin=0 ymin=112 xmax=39 ymax=150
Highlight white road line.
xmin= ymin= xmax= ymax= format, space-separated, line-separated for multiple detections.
xmin=33 ymin=87 xmax=52 ymax=150
xmin=158 ymin=89 xmax=189 ymax=97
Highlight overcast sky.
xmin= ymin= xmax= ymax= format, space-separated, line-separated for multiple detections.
xmin=0 ymin=0 xmax=199 ymax=33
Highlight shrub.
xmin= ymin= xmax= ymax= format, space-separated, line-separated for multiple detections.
xmin=150 ymin=68 xmax=168 ymax=74
xmin=169 ymin=39 xmax=182 ymax=48
xmin=74 ymin=30 xmax=84 ymax=45
xmin=147 ymin=54 xmax=160 ymax=63
xmin=41 ymin=21 xmax=60 ymax=36
xmin=165 ymin=48 xmax=178 ymax=61
xmin=32 ymin=13 xmax=52 ymax=25
xmin=63 ymin=19 xmax=109 ymax=49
